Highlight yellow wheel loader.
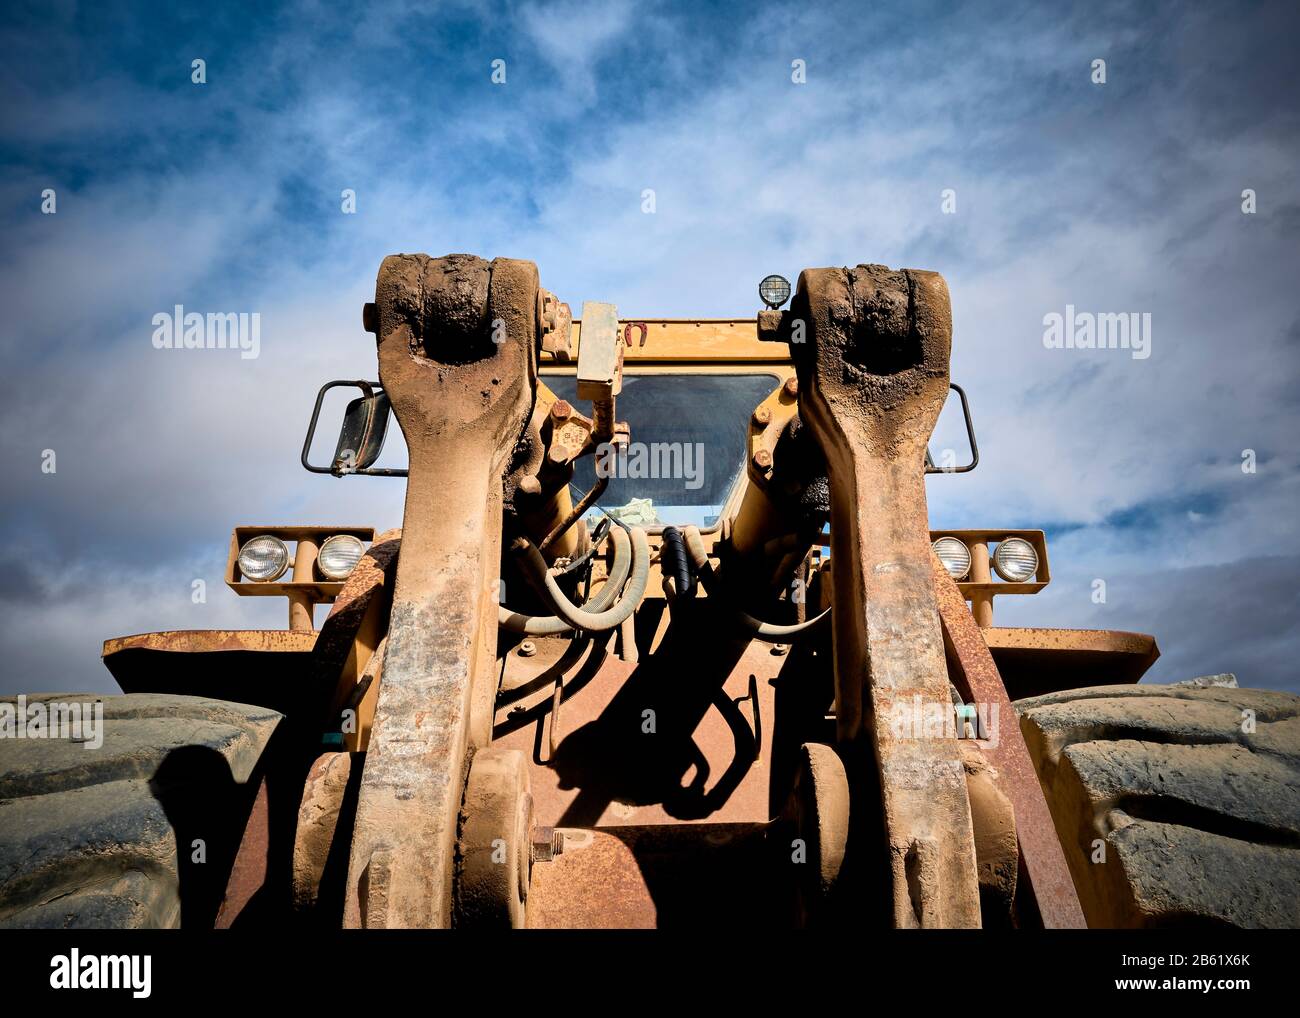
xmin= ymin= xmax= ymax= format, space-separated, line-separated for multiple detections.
xmin=3 ymin=254 xmax=1297 ymax=929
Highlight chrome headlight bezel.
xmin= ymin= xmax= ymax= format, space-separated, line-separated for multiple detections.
xmin=317 ymin=534 xmax=366 ymax=581
xmin=759 ymin=273 xmax=791 ymax=309
xmin=993 ymin=537 xmax=1039 ymax=582
xmin=237 ymin=535 xmax=291 ymax=582
xmin=931 ymin=536 xmax=972 ymax=580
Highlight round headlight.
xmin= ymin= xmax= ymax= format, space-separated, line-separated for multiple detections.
xmin=759 ymin=274 xmax=791 ymax=309
xmin=993 ymin=537 xmax=1038 ymax=582
xmin=317 ymin=534 xmax=365 ymax=580
xmin=932 ymin=536 xmax=971 ymax=580
xmin=238 ymin=535 xmax=290 ymax=582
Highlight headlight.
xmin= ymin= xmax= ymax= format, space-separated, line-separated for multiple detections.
xmin=932 ymin=536 xmax=971 ymax=580
xmin=238 ymin=535 xmax=290 ymax=582
xmin=759 ymin=274 xmax=791 ymax=309
xmin=317 ymin=534 xmax=365 ymax=580
xmin=993 ymin=537 xmax=1038 ymax=582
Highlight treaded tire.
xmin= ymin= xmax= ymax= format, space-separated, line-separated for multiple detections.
xmin=0 ymin=693 xmax=282 ymax=929
xmin=1016 ymin=683 xmax=1300 ymax=928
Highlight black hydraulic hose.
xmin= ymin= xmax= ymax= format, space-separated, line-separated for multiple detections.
xmin=660 ymin=526 xmax=696 ymax=600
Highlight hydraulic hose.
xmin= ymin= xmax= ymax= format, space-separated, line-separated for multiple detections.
xmin=552 ymin=518 xmax=612 ymax=579
xmin=499 ymin=525 xmax=644 ymax=634
xmin=537 ymin=526 xmax=650 ymax=632
xmin=660 ymin=526 xmax=696 ymax=600
xmin=681 ymin=525 xmax=831 ymax=642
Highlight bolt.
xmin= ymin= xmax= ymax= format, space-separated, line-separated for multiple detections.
xmin=783 ymin=376 xmax=798 ymax=398
xmin=753 ymin=449 xmax=773 ymax=470
xmin=518 ymin=640 xmax=537 ymax=657
xmin=550 ymin=400 xmax=573 ymax=421
xmin=362 ymin=302 xmax=378 ymax=334
xmin=753 ymin=406 xmax=772 ymax=426
xmin=518 ymin=475 xmax=542 ymax=497
xmin=771 ymin=643 xmax=790 ymax=657
xmin=531 ymin=827 xmax=565 ymax=862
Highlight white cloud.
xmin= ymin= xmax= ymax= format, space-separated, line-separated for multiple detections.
xmin=2 ymin=0 xmax=1297 ymax=693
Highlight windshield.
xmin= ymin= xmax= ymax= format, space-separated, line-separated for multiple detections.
xmin=545 ymin=372 xmax=780 ymax=529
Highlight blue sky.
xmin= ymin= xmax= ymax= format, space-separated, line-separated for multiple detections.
xmin=1 ymin=0 xmax=1297 ymax=695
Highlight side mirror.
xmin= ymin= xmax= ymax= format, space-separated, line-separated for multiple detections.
xmin=302 ymin=380 xmax=408 ymax=477
xmin=334 ymin=389 xmax=392 ymax=472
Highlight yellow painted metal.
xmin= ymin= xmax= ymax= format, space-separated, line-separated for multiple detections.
xmin=967 ymin=539 xmax=994 ymax=628
xmin=729 ymin=379 xmax=801 ymax=559
xmin=225 ymin=526 xmax=377 ymax=629
xmin=929 ymin=529 xmax=1050 ymax=626
xmin=554 ymin=318 xmax=786 ymax=365
xmin=520 ymin=381 xmax=580 ymax=561
xmin=102 ymin=629 xmax=319 ymax=657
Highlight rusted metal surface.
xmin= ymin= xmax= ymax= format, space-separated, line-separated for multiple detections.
xmin=343 ymin=254 xmax=540 ymax=929
xmin=982 ymin=626 xmax=1160 ymax=696
xmin=785 ymin=742 xmax=850 ymax=924
xmin=792 ymin=264 xmax=981 ymax=927
xmin=985 ymin=626 xmax=1157 ymax=656
xmin=957 ymin=740 xmax=1019 ymax=925
xmin=104 ymin=535 xmax=398 ymax=668
xmin=104 ymin=629 xmax=318 ymax=656
xmin=525 ymin=823 xmax=771 ymax=929
xmin=102 ymin=629 xmax=321 ymax=716
xmin=312 ymin=529 xmax=399 ymax=661
xmin=292 ymin=751 xmax=359 ymax=919
xmin=525 ymin=828 xmax=658 ymax=928
xmin=538 ymin=289 xmax=572 ymax=360
xmin=215 ymin=776 xmax=271 ymax=928
xmin=313 ymin=531 xmax=400 ymax=749
xmin=932 ymin=560 xmax=1088 ymax=928
xmin=453 ymin=747 xmax=532 ymax=928
xmin=536 ymin=305 xmax=626 ymax=552
xmin=493 ymin=631 xmax=780 ymax=829
xmin=511 ymin=381 xmax=583 ymax=561
xmin=106 ymin=535 xmax=401 ymax=738
xmin=575 ymin=301 xmax=624 ymax=403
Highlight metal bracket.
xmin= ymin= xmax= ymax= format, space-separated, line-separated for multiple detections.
xmin=924 ymin=382 xmax=979 ymax=474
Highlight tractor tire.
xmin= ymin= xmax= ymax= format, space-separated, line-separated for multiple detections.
xmin=0 ymin=693 xmax=281 ymax=929
xmin=1016 ymin=682 xmax=1300 ymax=928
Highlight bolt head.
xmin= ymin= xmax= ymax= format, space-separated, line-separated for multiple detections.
xmin=753 ymin=449 xmax=773 ymax=470
xmin=783 ymin=376 xmax=799 ymax=398
xmin=531 ymin=827 xmax=564 ymax=862
xmin=518 ymin=640 xmax=538 ymax=657
xmin=753 ymin=406 xmax=772 ymax=426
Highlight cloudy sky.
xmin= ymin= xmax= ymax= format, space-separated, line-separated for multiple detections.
xmin=1 ymin=0 xmax=1296 ymax=697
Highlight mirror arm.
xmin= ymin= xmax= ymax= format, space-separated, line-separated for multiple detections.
xmin=923 ymin=382 xmax=979 ymax=474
